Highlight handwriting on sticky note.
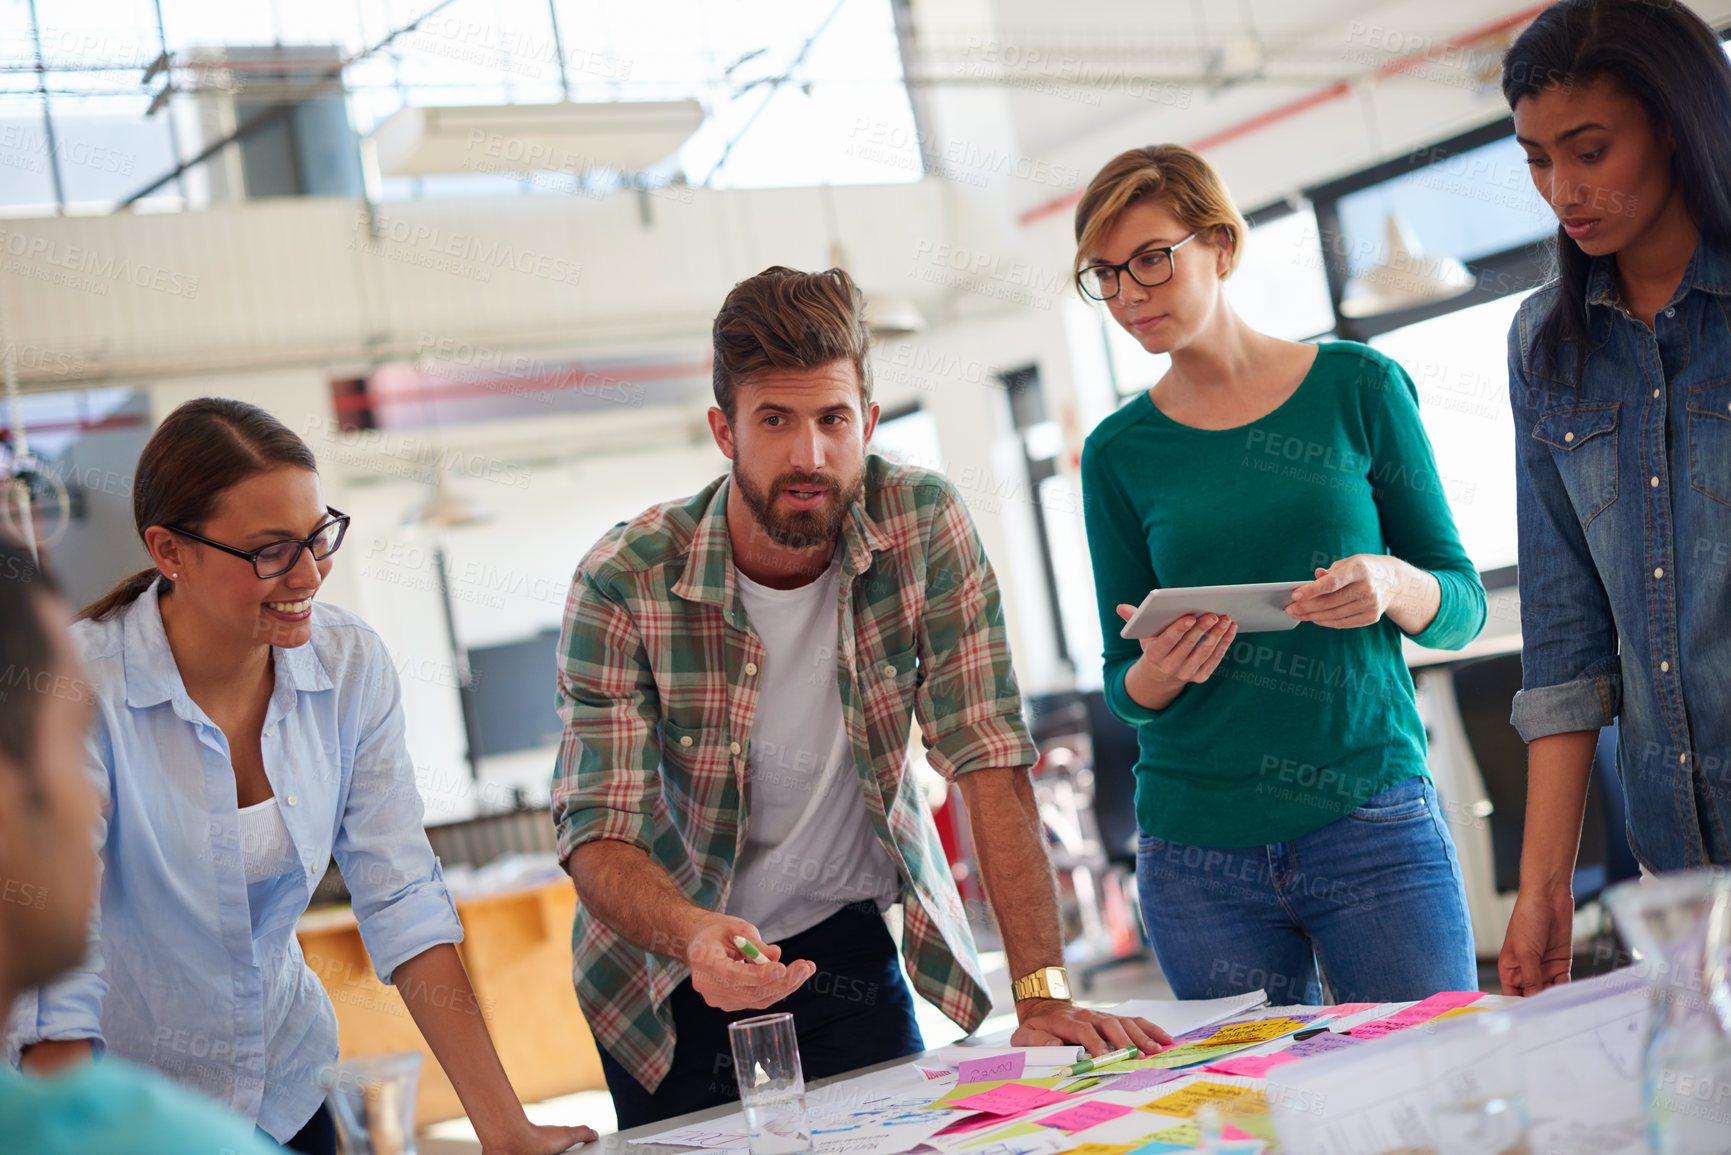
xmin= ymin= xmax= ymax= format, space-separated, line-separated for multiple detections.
xmin=1140 ymin=1122 xmax=1202 ymax=1146
xmin=1200 ymin=1052 xmax=1300 ymax=1077
xmin=1036 ymin=1101 xmax=1133 ymax=1134
xmin=957 ymin=1053 xmax=1026 ymax=1084
xmin=1286 ymin=1031 xmax=1364 ymax=1059
xmin=1138 ymin=1082 xmax=1254 ymax=1120
xmin=1195 ymin=1017 xmax=1310 ymax=1047
xmin=949 ymin=1084 xmax=1072 ymax=1116
xmin=1348 ymin=991 xmax=1484 ymax=1039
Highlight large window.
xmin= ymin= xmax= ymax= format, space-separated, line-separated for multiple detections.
xmin=0 ymin=0 xmax=923 ymax=213
xmin=1369 ymin=294 xmax=1523 ymax=571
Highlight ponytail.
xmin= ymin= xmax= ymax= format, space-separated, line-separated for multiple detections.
xmin=77 ymin=567 xmax=167 ymax=623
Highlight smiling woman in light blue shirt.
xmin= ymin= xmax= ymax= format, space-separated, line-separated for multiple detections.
xmin=6 ymin=398 xmax=594 ymax=1155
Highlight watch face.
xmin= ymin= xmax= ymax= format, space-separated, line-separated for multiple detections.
xmin=1048 ymin=969 xmax=1071 ymax=1000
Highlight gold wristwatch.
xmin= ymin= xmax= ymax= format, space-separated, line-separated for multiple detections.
xmin=1010 ymin=966 xmax=1071 ymax=1003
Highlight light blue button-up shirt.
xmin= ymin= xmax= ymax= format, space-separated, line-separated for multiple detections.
xmin=4 ymin=581 xmax=464 ymax=1142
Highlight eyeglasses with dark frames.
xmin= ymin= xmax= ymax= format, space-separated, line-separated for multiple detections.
xmin=1077 ymin=232 xmax=1199 ymax=301
xmin=163 ymin=508 xmax=350 ymax=579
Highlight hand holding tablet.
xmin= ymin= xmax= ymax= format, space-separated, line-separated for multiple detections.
xmin=1119 ymin=580 xmax=1306 ymax=639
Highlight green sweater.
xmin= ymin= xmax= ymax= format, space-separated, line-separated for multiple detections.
xmin=1081 ymin=341 xmax=1485 ymax=847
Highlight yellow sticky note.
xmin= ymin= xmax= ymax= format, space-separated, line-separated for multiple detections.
xmin=1138 ymin=1082 xmax=1255 ymax=1119
xmin=1432 ymin=1006 xmax=1488 ymax=1022
xmin=1141 ymin=1122 xmax=1202 ymax=1146
xmin=1195 ymin=1017 xmax=1309 ymax=1047
xmin=1052 ymin=1144 xmax=1134 ymax=1155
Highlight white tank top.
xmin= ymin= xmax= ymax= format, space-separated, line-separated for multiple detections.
xmin=237 ymin=797 xmax=300 ymax=884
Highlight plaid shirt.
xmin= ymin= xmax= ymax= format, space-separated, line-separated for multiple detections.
xmin=552 ymin=455 xmax=1037 ymax=1091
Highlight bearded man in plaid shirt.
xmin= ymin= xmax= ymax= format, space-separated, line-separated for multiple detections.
xmin=554 ymin=265 xmax=1170 ymax=1127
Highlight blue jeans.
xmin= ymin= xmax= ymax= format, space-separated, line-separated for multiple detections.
xmin=1135 ymin=775 xmax=1476 ymax=1004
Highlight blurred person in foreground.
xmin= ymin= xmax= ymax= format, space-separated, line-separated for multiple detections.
xmin=0 ymin=533 xmax=285 ymax=1153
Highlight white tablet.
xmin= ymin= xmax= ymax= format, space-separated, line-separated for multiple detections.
xmin=1119 ymin=580 xmax=1306 ymax=639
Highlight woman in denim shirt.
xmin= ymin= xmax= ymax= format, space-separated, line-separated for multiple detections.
xmin=1499 ymin=0 xmax=1731 ymax=996
xmin=7 ymin=399 xmax=594 ymax=1155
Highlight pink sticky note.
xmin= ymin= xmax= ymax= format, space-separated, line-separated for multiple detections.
xmin=1200 ymin=1052 xmax=1300 ymax=1078
xmin=1319 ymin=1002 xmax=1379 ymax=1020
xmin=1036 ymin=1101 xmax=1134 ymax=1134
xmin=957 ymin=1053 xmax=1026 ymax=1084
xmin=933 ymin=1111 xmax=1013 ymax=1137
xmin=1348 ymin=992 xmax=1484 ymax=1040
xmin=949 ymin=1084 xmax=1072 ymax=1116
xmin=1107 ymin=1068 xmax=1189 ymax=1093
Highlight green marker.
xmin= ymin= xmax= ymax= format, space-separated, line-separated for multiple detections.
xmin=732 ymin=935 xmax=771 ymax=965
xmin=1062 ymin=1045 xmax=1140 ymax=1075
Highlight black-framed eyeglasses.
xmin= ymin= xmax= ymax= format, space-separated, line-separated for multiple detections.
xmin=164 ymin=507 xmax=350 ymax=579
xmin=1077 ymin=233 xmax=1199 ymax=301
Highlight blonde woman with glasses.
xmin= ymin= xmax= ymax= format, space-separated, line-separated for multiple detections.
xmin=1076 ymin=145 xmax=1486 ymax=1004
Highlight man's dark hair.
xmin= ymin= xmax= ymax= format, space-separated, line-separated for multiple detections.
xmin=0 ymin=534 xmax=62 ymax=773
xmin=711 ymin=266 xmax=873 ymax=420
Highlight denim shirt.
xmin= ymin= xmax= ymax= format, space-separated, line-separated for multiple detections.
xmin=1508 ymin=236 xmax=1731 ymax=870
xmin=4 ymin=582 xmax=464 ymax=1142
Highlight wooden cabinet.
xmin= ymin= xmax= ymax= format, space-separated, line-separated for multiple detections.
xmin=296 ymin=880 xmax=605 ymax=1127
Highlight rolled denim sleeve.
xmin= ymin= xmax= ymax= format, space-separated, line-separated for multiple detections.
xmin=913 ymin=485 xmax=1038 ymax=780
xmin=333 ymin=651 xmax=463 ymax=985
xmin=6 ymin=720 xmax=115 ymax=1063
xmin=551 ymin=565 xmax=665 ymax=866
xmin=1506 ymin=317 xmax=1621 ymax=741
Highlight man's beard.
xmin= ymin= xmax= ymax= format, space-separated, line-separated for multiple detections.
xmin=734 ymin=466 xmax=863 ymax=550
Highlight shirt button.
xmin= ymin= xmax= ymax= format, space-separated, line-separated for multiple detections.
xmin=286 ymin=796 xmax=298 ymax=806
xmin=1680 ymin=753 xmax=1688 ymax=765
xmin=1650 ymin=476 xmax=1660 ymax=488
xmin=264 ymin=727 xmax=276 ymax=737
xmin=1563 ymin=432 xmax=1575 ymax=443
xmin=729 ymin=741 xmax=742 ymax=755
xmin=744 ymin=662 xmax=758 ymax=676
xmin=1653 ymin=389 xmax=1661 ymax=399
xmin=883 ymin=664 xmax=897 ymax=678
xmin=1665 ymin=307 xmax=1676 ymax=317
xmin=679 ymin=735 xmax=693 ymax=748
xmin=1654 ymin=567 xmax=1664 ymax=579
xmin=1661 ymin=661 xmax=1671 ymax=673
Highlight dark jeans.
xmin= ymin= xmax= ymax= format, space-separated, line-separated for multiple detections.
xmin=267 ymin=1101 xmax=335 ymax=1155
xmin=598 ymin=904 xmax=925 ymax=1130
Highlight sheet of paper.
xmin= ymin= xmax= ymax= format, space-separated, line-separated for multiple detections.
xmin=1034 ymin=1101 xmax=1133 ymax=1134
xmin=1347 ymin=991 xmax=1483 ymax=1040
xmin=1268 ymin=969 xmax=1646 ymax=1155
xmin=1137 ymin=1082 xmax=1256 ymax=1119
xmin=957 ymin=1053 xmax=1026 ymax=1084
xmin=939 ymin=1132 xmax=1070 ymax=1155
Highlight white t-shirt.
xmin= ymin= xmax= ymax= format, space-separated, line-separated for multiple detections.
xmin=725 ymin=557 xmax=901 ymax=943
